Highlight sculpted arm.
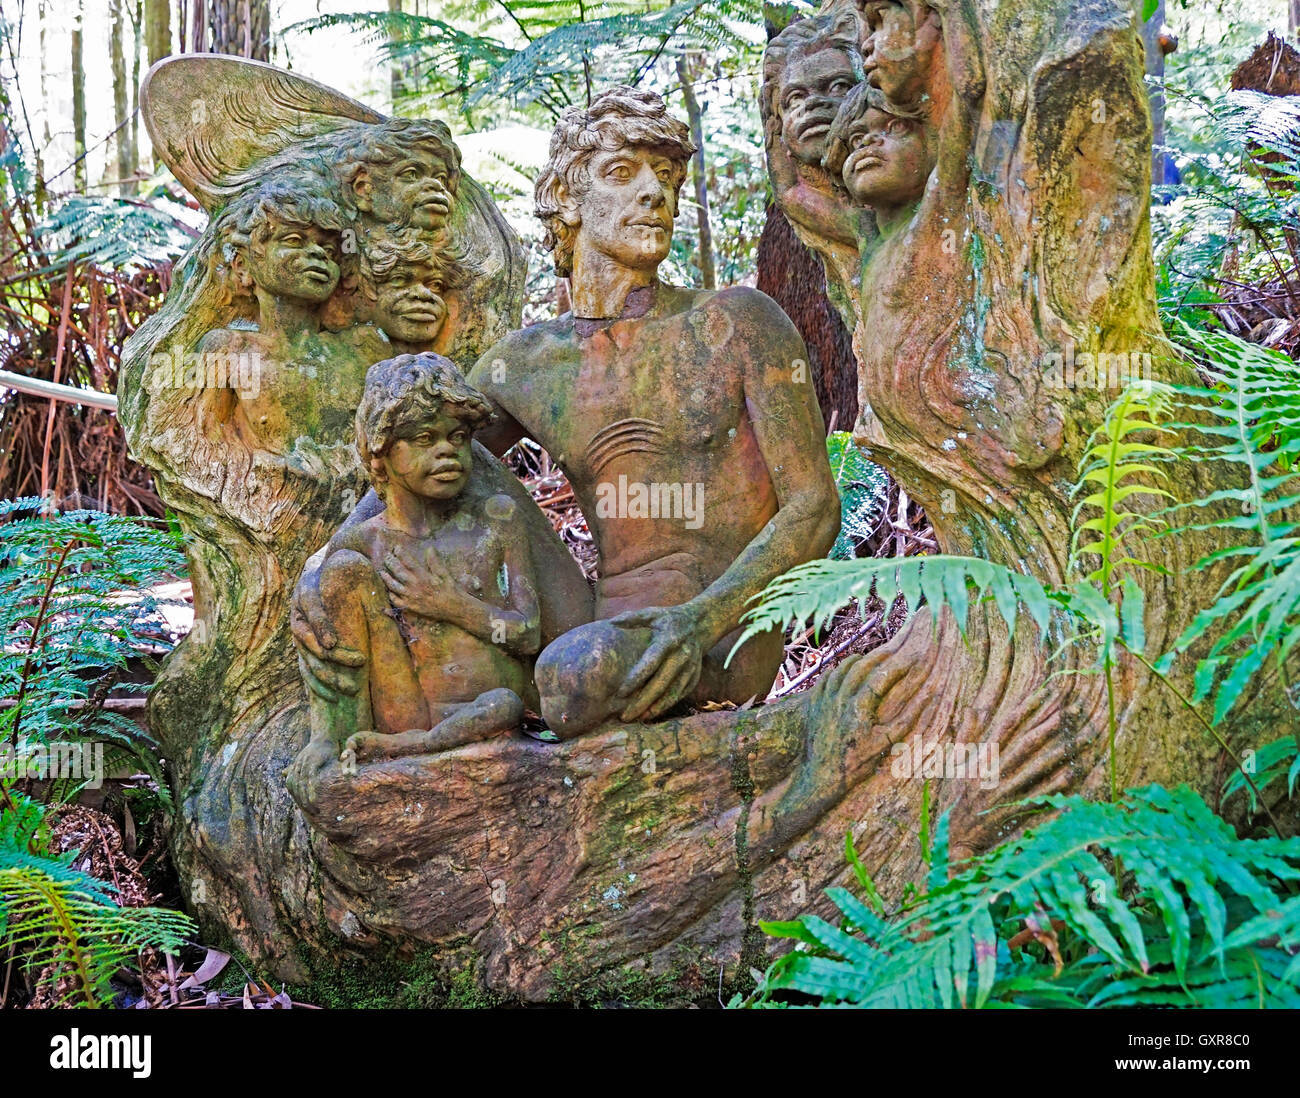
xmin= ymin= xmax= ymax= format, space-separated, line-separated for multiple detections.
xmin=691 ymin=297 xmax=841 ymax=643
xmin=617 ymin=294 xmax=841 ymax=721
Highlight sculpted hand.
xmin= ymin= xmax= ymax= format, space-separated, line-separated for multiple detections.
xmin=380 ymin=543 xmax=461 ymax=620
xmin=291 ymin=560 xmax=365 ymax=703
xmin=611 ymin=605 xmax=706 ymax=723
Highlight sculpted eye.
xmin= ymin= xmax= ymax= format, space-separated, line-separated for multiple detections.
xmin=830 ymin=79 xmax=854 ymax=95
xmin=283 ymin=233 xmax=302 ymax=245
xmin=451 ymin=431 xmax=468 ymax=445
xmin=887 ymin=119 xmax=909 ymax=135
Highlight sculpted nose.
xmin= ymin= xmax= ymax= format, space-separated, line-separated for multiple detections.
xmin=636 ymin=167 xmax=666 ymax=207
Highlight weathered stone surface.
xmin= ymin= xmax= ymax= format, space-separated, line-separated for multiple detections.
xmin=118 ymin=6 xmax=1295 ymax=1002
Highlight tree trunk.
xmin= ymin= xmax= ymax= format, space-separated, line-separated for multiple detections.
xmin=1139 ymin=0 xmax=1167 ymax=187
xmin=130 ymin=0 xmax=143 ymax=180
xmin=70 ymin=0 xmax=86 ymax=192
xmin=388 ymin=0 xmax=406 ymax=111
xmin=676 ymin=54 xmax=717 ymax=290
xmin=145 ymin=0 xmax=170 ymax=65
xmin=201 ymin=0 xmax=271 ymax=61
xmin=111 ymin=0 xmax=132 ymax=196
xmin=756 ymin=202 xmax=858 ymax=432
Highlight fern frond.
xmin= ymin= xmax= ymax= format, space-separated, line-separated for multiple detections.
xmin=1155 ymin=325 xmax=1300 ymax=720
xmin=728 ymin=555 xmax=1063 ymax=664
xmin=744 ymin=786 xmax=1300 ymax=1009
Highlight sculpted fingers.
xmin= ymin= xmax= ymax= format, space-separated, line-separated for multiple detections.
xmin=621 ymin=646 xmax=696 ymax=723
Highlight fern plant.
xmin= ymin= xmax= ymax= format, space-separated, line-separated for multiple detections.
xmin=0 ymin=787 xmax=192 ymax=1007
xmin=0 ymin=498 xmax=187 ymax=795
xmin=1154 ymin=321 xmax=1300 ymax=725
xmin=288 ymin=0 xmax=759 ymax=121
xmin=826 ymin=431 xmax=889 ymax=560
xmin=740 ymin=784 xmax=1300 ymax=1009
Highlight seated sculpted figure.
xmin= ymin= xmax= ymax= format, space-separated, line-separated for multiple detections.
xmin=293 ymin=86 xmax=840 ymax=741
xmin=306 ymin=352 xmax=540 ymax=762
xmin=197 ymin=166 xmax=390 ymax=459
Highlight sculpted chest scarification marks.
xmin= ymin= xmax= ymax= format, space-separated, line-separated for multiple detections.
xmin=584 ymin=417 xmax=669 ymax=477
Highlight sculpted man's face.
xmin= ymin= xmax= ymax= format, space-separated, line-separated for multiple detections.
xmin=372 ymin=260 xmax=448 ymax=344
xmin=780 ymin=48 xmax=860 ymax=165
xmin=380 ymin=410 xmax=473 ymax=502
xmin=245 ymin=218 xmax=340 ymax=304
xmin=357 ymin=148 xmax=457 ymax=230
xmin=840 ymin=107 xmax=929 ymax=209
xmin=569 ymin=147 xmax=679 ymax=274
xmin=858 ymin=0 xmax=938 ymax=107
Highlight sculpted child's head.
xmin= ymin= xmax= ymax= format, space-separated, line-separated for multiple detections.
xmin=360 ymin=227 xmax=458 ymax=345
xmin=342 ymin=119 xmax=462 ymax=231
xmin=355 ymin=352 xmax=494 ymax=502
xmin=763 ymin=12 xmax=863 ymax=167
xmin=825 ymin=82 xmax=932 ymax=211
xmin=855 ymin=0 xmax=941 ymax=108
xmin=534 ymin=86 xmax=695 ymax=279
xmin=217 ymin=168 xmax=345 ymax=307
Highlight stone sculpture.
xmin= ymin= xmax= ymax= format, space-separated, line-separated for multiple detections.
xmin=308 ymin=352 xmax=539 ymax=764
xmin=117 ymin=5 xmax=1293 ymax=1002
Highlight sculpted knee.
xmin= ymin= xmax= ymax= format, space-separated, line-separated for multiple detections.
xmin=536 ymin=619 xmax=653 ymax=738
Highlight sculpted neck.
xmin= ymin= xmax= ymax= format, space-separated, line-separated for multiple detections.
xmin=569 ymin=247 xmax=659 ymax=319
xmin=255 ymin=290 xmax=321 ymax=338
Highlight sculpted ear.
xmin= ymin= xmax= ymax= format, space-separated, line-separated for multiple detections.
xmin=352 ymin=167 xmax=374 ymax=212
xmin=555 ymin=180 xmax=581 ymax=227
xmin=231 ymin=250 xmax=254 ymax=291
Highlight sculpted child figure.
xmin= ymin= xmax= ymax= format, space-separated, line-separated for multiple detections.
xmin=197 ymin=166 xmax=389 ymax=458
xmin=307 ymin=352 xmax=540 ymax=762
xmin=340 ymin=118 xmax=462 ymax=233
xmin=359 ymin=227 xmax=459 ymax=354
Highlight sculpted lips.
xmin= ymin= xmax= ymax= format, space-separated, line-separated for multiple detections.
xmin=848 ymin=151 xmax=885 ymax=173
xmin=300 ymin=263 xmax=334 ymax=283
xmin=796 ymin=117 xmax=833 ymax=141
xmin=397 ymin=299 xmax=446 ymax=323
xmin=427 ymin=462 xmax=463 ymax=482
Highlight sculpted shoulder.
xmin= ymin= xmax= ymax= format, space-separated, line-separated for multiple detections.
xmin=470 ymin=317 xmax=573 ymax=391
xmin=668 ymin=283 xmax=798 ymax=329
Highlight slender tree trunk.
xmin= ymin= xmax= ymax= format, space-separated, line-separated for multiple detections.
xmin=1139 ymin=0 xmax=1166 ymax=187
xmin=71 ymin=0 xmax=87 ymax=192
xmin=676 ymin=53 xmax=717 ymax=290
xmin=389 ymin=0 xmax=406 ymax=111
xmin=145 ymin=0 xmax=171 ymax=64
xmin=130 ymin=0 xmax=143 ymax=179
xmin=111 ymin=0 xmax=132 ymax=196
xmin=35 ymin=0 xmax=50 ymax=211
xmin=1291 ymin=0 xmax=1299 ymax=39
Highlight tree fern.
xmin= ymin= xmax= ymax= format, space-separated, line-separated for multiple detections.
xmin=1155 ymin=322 xmax=1300 ymax=723
xmin=0 ymin=498 xmax=187 ymax=793
xmin=288 ymin=1 xmax=759 ymax=119
xmin=0 ymin=788 xmax=192 ymax=1007
xmin=825 ymin=431 xmax=889 ymax=560
xmin=741 ymin=785 xmax=1300 ymax=1009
